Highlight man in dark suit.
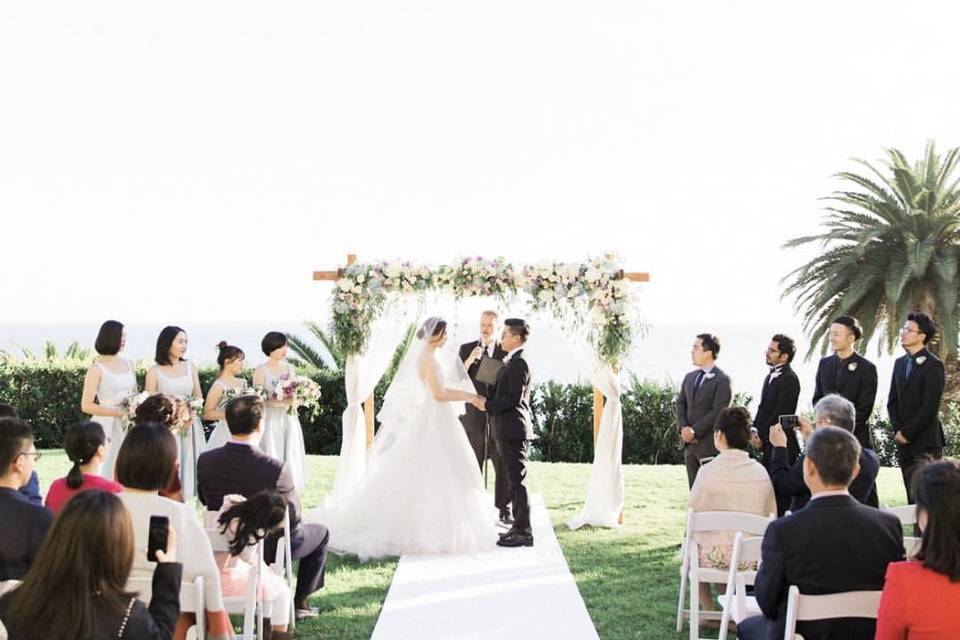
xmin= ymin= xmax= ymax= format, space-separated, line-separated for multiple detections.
xmin=812 ymin=315 xmax=878 ymax=451
xmin=197 ymin=395 xmax=329 ymax=620
xmin=479 ymin=318 xmax=534 ymax=548
xmin=0 ymin=403 xmax=41 ymax=506
xmin=677 ymin=333 xmax=733 ymax=488
xmin=458 ymin=311 xmax=511 ymax=523
xmin=750 ymin=334 xmax=801 ymax=472
xmin=768 ymin=394 xmax=880 ymax=511
xmin=888 ymin=311 xmax=946 ymax=503
xmin=737 ymin=427 xmax=904 ymax=640
xmin=0 ymin=417 xmax=52 ymax=581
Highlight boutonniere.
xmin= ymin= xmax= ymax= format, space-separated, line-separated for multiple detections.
xmin=703 ymin=372 xmax=716 ymax=380
xmin=769 ymin=371 xmax=782 ymax=381
xmin=916 ymin=356 xmax=927 ymax=365
xmin=848 ymin=362 xmax=858 ymax=372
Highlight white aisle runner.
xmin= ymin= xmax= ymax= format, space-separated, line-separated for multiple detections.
xmin=370 ymin=494 xmax=599 ymax=640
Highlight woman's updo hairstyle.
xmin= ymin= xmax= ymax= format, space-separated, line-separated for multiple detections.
xmin=216 ymin=341 xmax=245 ymax=373
xmin=416 ymin=318 xmax=447 ymax=340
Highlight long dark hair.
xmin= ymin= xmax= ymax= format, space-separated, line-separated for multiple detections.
xmin=155 ymin=325 xmax=186 ymax=366
xmin=7 ymin=490 xmax=135 ymax=640
xmin=914 ymin=460 xmax=960 ymax=581
xmin=218 ymin=491 xmax=287 ymax=557
xmin=63 ymin=421 xmax=107 ymax=489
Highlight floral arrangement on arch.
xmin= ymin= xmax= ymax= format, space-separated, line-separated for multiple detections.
xmin=330 ymin=254 xmax=638 ymax=366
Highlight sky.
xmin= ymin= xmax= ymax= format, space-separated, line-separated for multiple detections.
xmin=1 ymin=1 xmax=958 ymax=328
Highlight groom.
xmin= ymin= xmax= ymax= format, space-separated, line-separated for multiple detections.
xmin=478 ymin=318 xmax=534 ymax=548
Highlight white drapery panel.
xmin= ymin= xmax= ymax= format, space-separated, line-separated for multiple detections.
xmin=566 ymin=335 xmax=624 ymax=530
xmin=327 ymin=309 xmax=412 ymax=506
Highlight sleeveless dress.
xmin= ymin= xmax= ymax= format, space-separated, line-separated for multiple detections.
xmin=155 ymin=361 xmax=205 ymax=503
xmin=204 ymin=379 xmax=245 ymax=451
xmin=310 ymin=360 xmax=496 ymax=559
xmin=93 ymin=360 xmax=136 ymax=481
xmin=262 ymin=363 xmax=308 ymax=490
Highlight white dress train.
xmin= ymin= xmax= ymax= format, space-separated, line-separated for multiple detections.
xmin=310 ymin=354 xmax=496 ymax=560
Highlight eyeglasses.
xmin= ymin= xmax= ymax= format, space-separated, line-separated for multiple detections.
xmin=18 ymin=451 xmax=41 ymax=461
xmin=900 ymin=326 xmax=919 ymax=335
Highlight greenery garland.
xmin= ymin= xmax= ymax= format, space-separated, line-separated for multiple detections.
xmin=330 ymin=254 xmax=639 ymax=366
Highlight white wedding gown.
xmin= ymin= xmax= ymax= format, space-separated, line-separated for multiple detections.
xmin=311 ymin=349 xmax=497 ymax=560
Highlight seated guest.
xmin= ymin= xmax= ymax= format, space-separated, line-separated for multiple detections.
xmin=44 ymin=421 xmax=122 ymax=514
xmin=197 ymin=395 xmax=329 ymax=620
xmin=737 ymin=427 xmax=904 ymax=640
xmin=0 ymin=490 xmax=181 ymax=640
xmin=217 ymin=492 xmax=294 ymax=640
xmin=115 ymin=423 xmax=232 ymax=640
xmin=876 ymin=460 xmax=960 ymax=639
xmin=134 ymin=393 xmax=192 ymax=502
xmin=689 ymin=406 xmax=776 ymax=615
xmin=768 ymin=394 xmax=879 ymax=511
xmin=0 ymin=418 xmax=52 ymax=581
xmin=0 ymin=404 xmax=40 ymax=506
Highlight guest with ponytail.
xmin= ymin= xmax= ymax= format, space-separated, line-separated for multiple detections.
xmin=44 ymin=421 xmax=123 ymax=514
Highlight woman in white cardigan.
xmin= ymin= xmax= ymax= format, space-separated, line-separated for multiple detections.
xmin=116 ymin=422 xmax=234 ymax=640
xmin=689 ymin=406 xmax=777 ymax=616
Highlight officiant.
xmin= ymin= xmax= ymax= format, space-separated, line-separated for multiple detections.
xmin=459 ymin=310 xmax=512 ymax=523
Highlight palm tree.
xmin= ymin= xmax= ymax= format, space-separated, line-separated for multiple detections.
xmin=783 ymin=141 xmax=960 ymax=396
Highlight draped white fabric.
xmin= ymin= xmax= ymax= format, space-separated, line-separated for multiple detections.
xmin=566 ymin=336 xmax=624 ymax=530
xmin=327 ymin=311 xmax=412 ymax=506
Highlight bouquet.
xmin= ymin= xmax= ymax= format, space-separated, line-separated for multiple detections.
xmin=172 ymin=397 xmax=195 ymax=438
xmin=216 ymin=385 xmax=264 ymax=410
xmin=273 ymin=375 xmax=322 ymax=418
xmin=119 ymin=391 xmax=153 ymax=431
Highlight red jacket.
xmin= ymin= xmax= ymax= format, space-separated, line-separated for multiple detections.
xmin=876 ymin=560 xmax=960 ymax=639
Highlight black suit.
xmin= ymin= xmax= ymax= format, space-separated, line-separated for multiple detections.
xmin=737 ymin=495 xmax=903 ymax=640
xmin=459 ymin=341 xmax=507 ymax=488
xmin=753 ymin=364 xmax=801 ymax=467
xmin=768 ymin=445 xmax=880 ymax=512
xmin=0 ymin=487 xmax=52 ymax=581
xmin=813 ymin=353 xmax=878 ymax=449
xmin=887 ymin=347 xmax=946 ymax=502
xmin=197 ymin=442 xmax=329 ymax=604
xmin=486 ymin=349 xmax=534 ymax=535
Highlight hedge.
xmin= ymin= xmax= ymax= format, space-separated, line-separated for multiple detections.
xmin=1 ymin=362 xmax=956 ymax=465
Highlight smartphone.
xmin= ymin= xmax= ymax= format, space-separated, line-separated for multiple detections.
xmin=779 ymin=414 xmax=799 ymax=432
xmin=147 ymin=515 xmax=169 ymax=562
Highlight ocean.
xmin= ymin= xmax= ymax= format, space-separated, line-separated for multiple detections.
xmin=0 ymin=320 xmax=902 ymax=412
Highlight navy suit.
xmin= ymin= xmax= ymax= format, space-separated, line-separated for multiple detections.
xmin=737 ymin=495 xmax=903 ymax=640
xmin=0 ymin=487 xmax=53 ymax=581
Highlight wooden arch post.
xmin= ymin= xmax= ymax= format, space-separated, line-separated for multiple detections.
xmin=313 ymin=254 xmax=377 ymax=450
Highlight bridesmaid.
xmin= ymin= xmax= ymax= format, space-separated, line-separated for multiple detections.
xmin=204 ymin=342 xmax=248 ymax=451
xmin=254 ymin=331 xmax=307 ymax=489
xmin=80 ymin=320 xmax=136 ymax=481
xmin=144 ymin=325 xmax=205 ymax=503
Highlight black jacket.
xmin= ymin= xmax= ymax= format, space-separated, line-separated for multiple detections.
xmin=754 ymin=364 xmax=801 ymax=458
xmin=459 ymin=340 xmax=506 ymax=434
xmin=750 ymin=494 xmax=903 ymax=640
xmin=486 ymin=350 xmax=534 ymax=441
xmin=887 ymin=347 xmax=946 ymax=455
xmin=0 ymin=562 xmax=182 ymax=640
xmin=768 ymin=445 xmax=880 ymax=511
xmin=813 ymin=353 xmax=878 ymax=449
xmin=0 ymin=488 xmax=52 ymax=581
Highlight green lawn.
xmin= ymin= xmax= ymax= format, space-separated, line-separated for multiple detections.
xmin=35 ymin=452 xmax=909 ymax=640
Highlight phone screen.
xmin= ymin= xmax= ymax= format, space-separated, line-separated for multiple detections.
xmin=779 ymin=414 xmax=799 ymax=431
xmin=147 ymin=515 xmax=169 ymax=562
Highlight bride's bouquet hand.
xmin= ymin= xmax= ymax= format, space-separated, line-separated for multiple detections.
xmin=470 ymin=395 xmax=486 ymax=411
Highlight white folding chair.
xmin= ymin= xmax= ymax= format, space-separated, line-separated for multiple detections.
xmin=127 ymin=574 xmax=206 ymax=640
xmin=783 ymin=585 xmax=882 ymax=640
xmin=0 ymin=580 xmax=21 ymax=597
xmin=903 ymin=535 xmax=921 ymax=558
xmin=882 ymin=504 xmax=916 ymax=526
xmin=269 ymin=507 xmax=297 ymax=631
xmin=205 ymin=528 xmax=264 ymax=640
xmin=716 ymin=532 xmax=764 ymax=638
xmin=676 ymin=510 xmax=773 ymax=640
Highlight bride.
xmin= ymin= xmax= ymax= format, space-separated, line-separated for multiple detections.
xmin=312 ymin=316 xmax=498 ymax=559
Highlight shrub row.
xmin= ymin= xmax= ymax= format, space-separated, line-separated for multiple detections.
xmin=1 ymin=363 xmax=956 ymax=465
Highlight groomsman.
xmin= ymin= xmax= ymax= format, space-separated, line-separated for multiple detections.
xmin=750 ymin=334 xmax=801 ymax=470
xmin=459 ymin=310 xmax=510 ymax=523
xmin=812 ymin=315 xmax=878 ymax=450
xmin=677 ymin=333 xmax=732 ymax=488
xmin=888 ymin=311 xmax=946 ymax=502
